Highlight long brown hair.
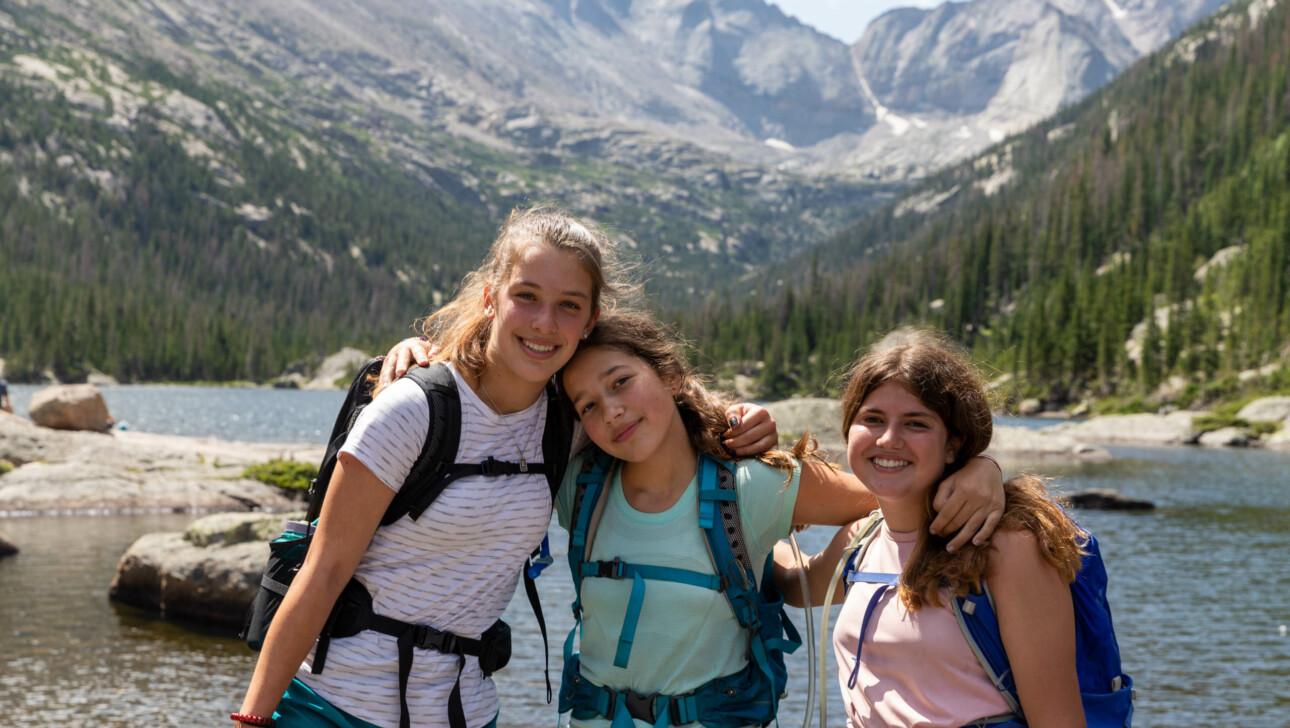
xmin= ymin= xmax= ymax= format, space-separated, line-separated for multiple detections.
xmin=841 ymin=328 xmax=1085 ymax=609
xmin=567 ymin=310 xmax=814 ymax=471
xmin=419 ymin=205 xmax=638 ymax=379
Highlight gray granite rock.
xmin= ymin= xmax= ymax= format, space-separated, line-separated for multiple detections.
xmin=0 ymin=532 xmax=17 ymax=557
xmin=1062 ymin=488 xmax=1155 ymax=511
xmin=1047 ymin=412 xmax=1199 ymax=445
xmin=0 ymin=415 xmax=321 ymax=515
xmin=1236 ymin=396 xmax=1290 ymax=423
xmin=1197 ymin=427 xmax=1249 ymax=448
xmin=28 ymin=383 xmax=114 ymax=431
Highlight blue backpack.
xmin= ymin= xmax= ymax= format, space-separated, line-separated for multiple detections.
xmin=560 ymin=449 xmax=801 ymax=727
xmin=843 ymin=512 xmax=1134 ymax=728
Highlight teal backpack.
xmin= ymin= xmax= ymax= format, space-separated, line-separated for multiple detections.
xmin=560 ymin=449 xmax=801 ymax=728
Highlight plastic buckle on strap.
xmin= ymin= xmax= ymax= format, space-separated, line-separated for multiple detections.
xmin=597 ymin=557 xmax=627 ymax=579
xmin=412 ymin=624 xmax=458 ymax=654
xmin=479 ymin=457 xmax=504 ymax=476
xmin=623 ymin=691 xmax=658 ymax=723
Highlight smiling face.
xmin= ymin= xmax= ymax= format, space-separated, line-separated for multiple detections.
xmin=482 ymin=244 xmax=598 ymax=393
xmin=562 ymin=345 xmax=688 ymax=465
xmin=847 ymin=381 xmax=961 ymax=526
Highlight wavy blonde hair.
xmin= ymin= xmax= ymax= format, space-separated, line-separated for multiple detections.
xmin=419 ymin=205 xmax=638 ymax=379
xmin=566 ymin=310 xmax=816 ymax=471
xmin=841 ymin=328 xmax=1085 ymax=610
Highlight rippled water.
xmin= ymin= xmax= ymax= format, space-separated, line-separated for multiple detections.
xmin=2 ymin=395 xmax=1288 ymax=726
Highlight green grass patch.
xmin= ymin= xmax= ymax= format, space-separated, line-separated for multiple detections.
xmin=243 ymin=459 xmax=318 ymax=492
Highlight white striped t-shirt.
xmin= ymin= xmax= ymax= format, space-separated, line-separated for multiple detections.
xmin=297 ymin=363 xmax=554 ymax=728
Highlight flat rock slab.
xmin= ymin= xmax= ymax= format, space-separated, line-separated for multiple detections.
xmin=1236 ymin=396 xmax=1290 ymax=423
xmin=1047 ymin=412 xmax=1199 ymax=445
xmin=0 ymin=415 xmax=322 ymax=515
xmin=990 ymin=426 xmax=1111 ymax=461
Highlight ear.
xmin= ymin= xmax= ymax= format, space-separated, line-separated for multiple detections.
xmin=581 ymin=306 xmax=600 ymax=340
xmin=482 ymin=286 xmax=495 ymax=318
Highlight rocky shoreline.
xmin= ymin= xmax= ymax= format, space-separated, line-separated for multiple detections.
xmin=0 ymin=412 xmax=322 ymax=517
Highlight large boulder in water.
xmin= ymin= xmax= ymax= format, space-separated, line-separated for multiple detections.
xmin=1062 ymin=488 xmax=1155 ymax=511
xmin=0 ymin=532 xmax=17 ymax=557
xmin=29 ymin=384 xmax=114 ymax=431
xmin=109 ymin=512 xmax=301 ymax=626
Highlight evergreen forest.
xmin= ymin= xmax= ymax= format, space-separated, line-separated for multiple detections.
xmin=679 ymin=0 xmax=1290 ymax=410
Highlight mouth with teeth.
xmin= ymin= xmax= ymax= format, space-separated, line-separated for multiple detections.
xmin=519 ymin=337 xmax=557 ymax=357
xmin=872 ymin=456 xmax=911 ymax=470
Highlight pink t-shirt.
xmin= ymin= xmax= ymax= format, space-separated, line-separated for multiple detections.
xmin=833 ymin=523 xmax=1013 ymax=728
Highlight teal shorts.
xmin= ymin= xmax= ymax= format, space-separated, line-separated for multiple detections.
xmin=273 ymin=677 xmax=498 ymax=728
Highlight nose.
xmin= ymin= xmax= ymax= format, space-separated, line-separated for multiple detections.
xmin=602 ymin=396 xmax=625 ymax=424
xmin=875 ymin=422 xmax=901 ymax=449
xmin=532 ymin=303 xmax=557 ymax=334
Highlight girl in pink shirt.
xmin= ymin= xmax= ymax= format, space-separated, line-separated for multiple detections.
xmin=777 ymin=330 xmax=1088 ymax=728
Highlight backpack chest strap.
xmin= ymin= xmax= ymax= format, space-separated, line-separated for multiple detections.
xmin=577 ymin=559 xmax=724 ymax=669
xmin=845 ymin=570 xmax=900 ymax=690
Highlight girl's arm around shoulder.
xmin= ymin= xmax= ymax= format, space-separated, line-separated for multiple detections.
xmin=236 ymin=455 xmax=395 ymax=720
xmin=988 ymin=529 xmax=1086 ymax=728
xmin=791 ymin=462 xmax=878 ymax=527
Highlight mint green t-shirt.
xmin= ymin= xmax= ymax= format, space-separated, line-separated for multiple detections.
xmin=555 ymin=452 xmax=802 ymax=728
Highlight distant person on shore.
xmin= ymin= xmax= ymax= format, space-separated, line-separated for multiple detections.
xmin=234 ymin=206 xmax=783 ymax=728
xmin=0 ymin=379 xmax=12 ymax=414
xmin=775 ymin=330 xmax=1119 ymax=727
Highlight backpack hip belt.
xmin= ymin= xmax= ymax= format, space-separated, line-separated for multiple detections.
xmin=561 ymin=652 xmax=776 ymax=728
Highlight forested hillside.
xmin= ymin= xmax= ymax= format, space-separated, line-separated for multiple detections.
xmin=682 ymin=0 xmax=1290 ymax=409
xmin=0 ymin=66 xmax=491 ymax=382
xmin=0 ymin=1 xmax=880 ymax=383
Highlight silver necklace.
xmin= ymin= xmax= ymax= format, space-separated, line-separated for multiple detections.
xmin=479 ymin=376 xmax=538 ymax=472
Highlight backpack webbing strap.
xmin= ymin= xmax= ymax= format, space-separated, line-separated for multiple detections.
xmin=382 ymin=364 xmax=462 ymax=526
xmin=522 ymin=561 xmax=553 ymax=703
xmin=306 ymin=358 xmax=387 ymax=522
xmin=953 ymin=584 xmax=1024 ymax=718
xmin=368 ymin=614 xmax=488 ymax=728
xmin=845 ymin=571 xmax=899 ymax=689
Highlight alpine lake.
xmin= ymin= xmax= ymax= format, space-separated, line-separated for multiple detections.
xmin=0 ymin=385 xmax=1287 ymax=726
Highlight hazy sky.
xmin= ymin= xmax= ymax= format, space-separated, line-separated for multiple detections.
xmin=769 ymin=0 xmax=956 ymax=44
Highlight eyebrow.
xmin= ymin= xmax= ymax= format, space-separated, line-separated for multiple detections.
xmin=514 ymin=279 xmax=590 ymax=300
xmin=859 ymin=405 xmax=936 ymax=419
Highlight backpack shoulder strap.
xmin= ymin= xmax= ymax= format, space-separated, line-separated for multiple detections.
xmin=381 ymin=363 xmax=462 ymax=526
xmin=840 ymin=512 xmax=888 ymax=593
xmin=565 ymin=448 xmax=616 ymax=606
xmin=306 ymin=358 xmax=387 ymax=522
xmin=696 ymin=456 xmax=755 ymax=620
xmin=540 ymin=380 xmax=573 ymax=502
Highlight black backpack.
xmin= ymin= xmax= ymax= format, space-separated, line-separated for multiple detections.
xmin=241 ymin=359 xmax=571 ymax=728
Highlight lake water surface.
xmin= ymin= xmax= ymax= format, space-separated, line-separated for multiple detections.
xmin=1 ymin=389 xmax=1287 ymax=726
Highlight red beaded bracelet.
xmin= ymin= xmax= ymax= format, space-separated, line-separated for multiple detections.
xmin=230 ymin=713 xmax=277 ymax=727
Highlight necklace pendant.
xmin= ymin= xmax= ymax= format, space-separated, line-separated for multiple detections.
xmin=519 ymin=456 xmax=528 ymax=473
